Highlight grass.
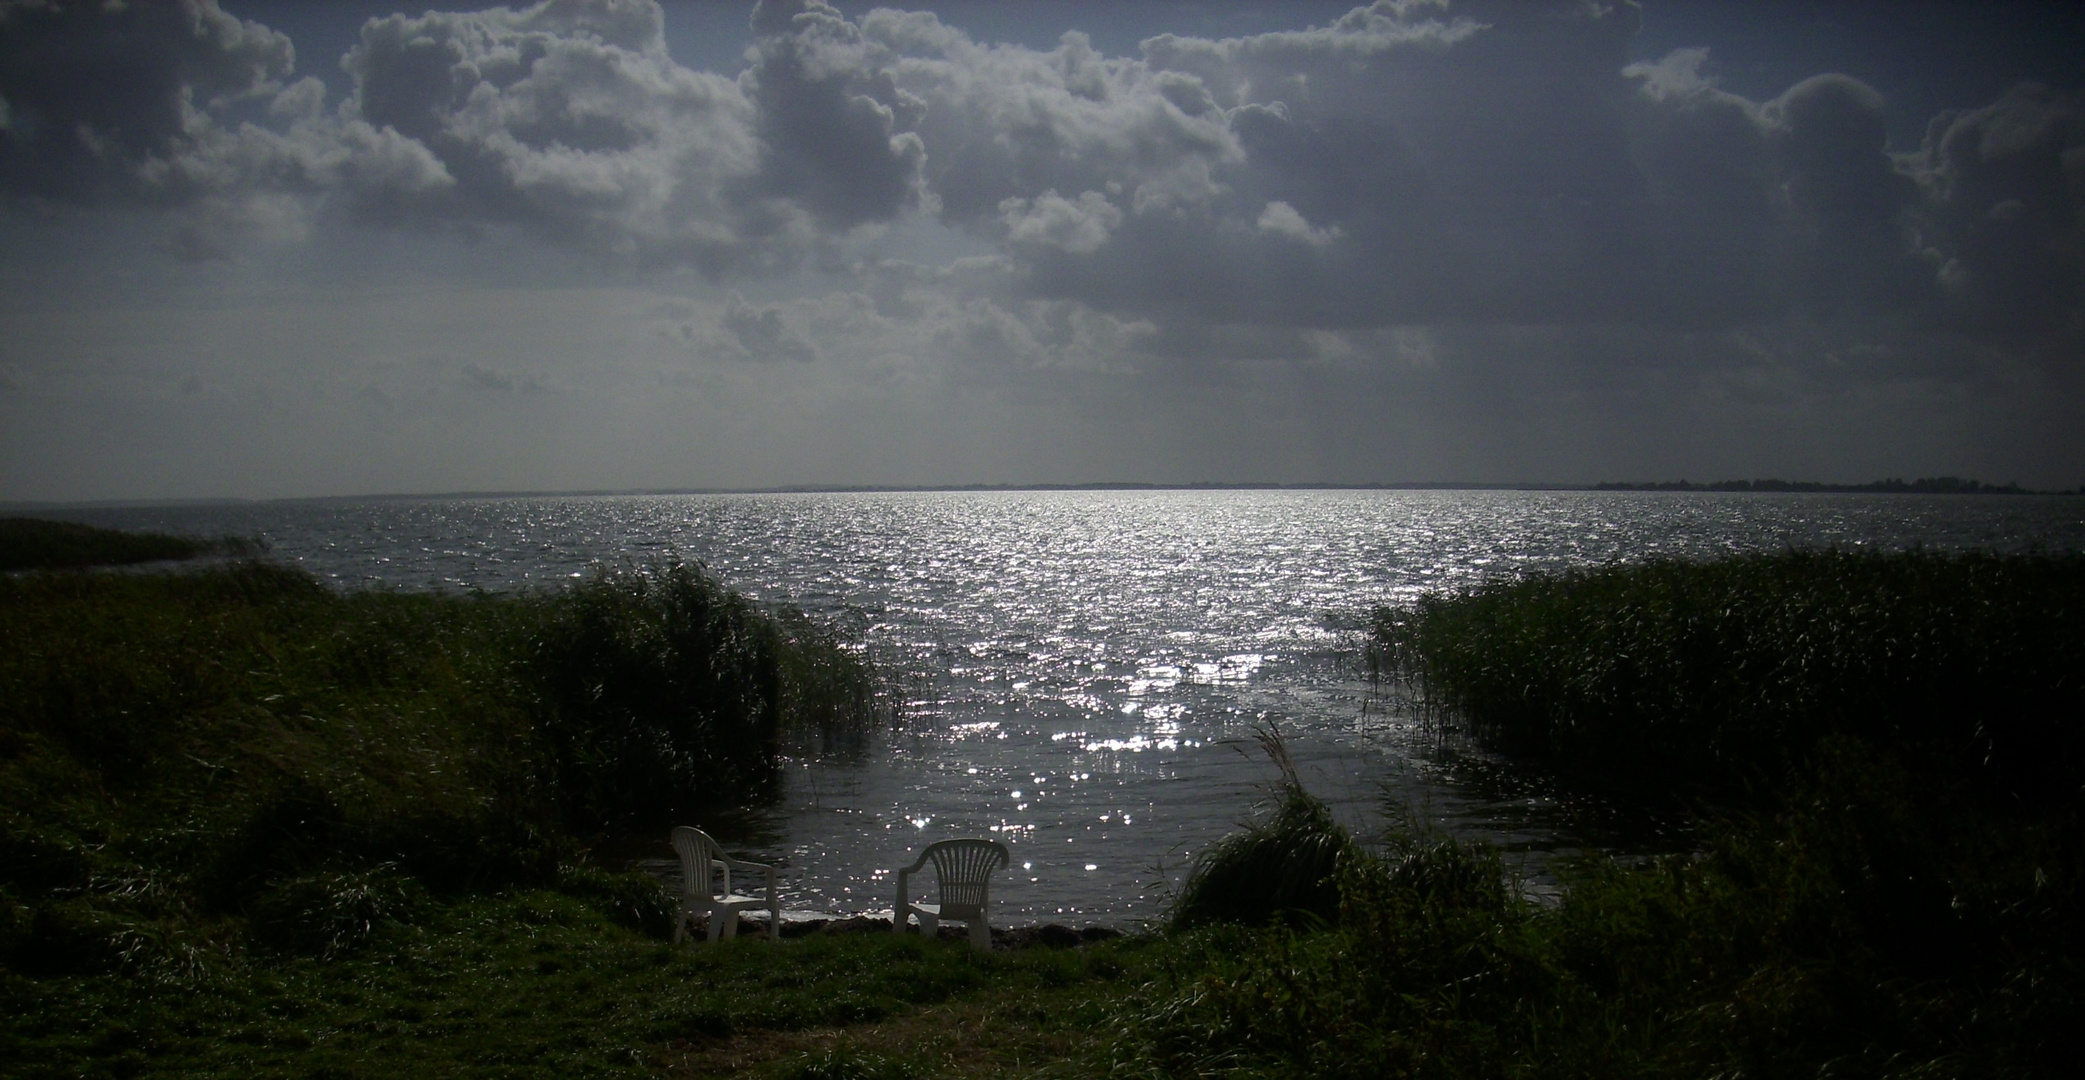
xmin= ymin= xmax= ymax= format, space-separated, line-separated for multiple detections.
xmin=0 ymin=516 xmax=261 ymax=572
xmin=1119 ymin=553 xmax=2085 ymax=1077
xmin=1108 ymin=549 xmax=2082 ymax=1078
xmin=1 ymin=886 xmax=1154 ymax=1079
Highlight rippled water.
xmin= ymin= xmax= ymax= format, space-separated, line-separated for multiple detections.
xmin=66 ymin=490 xmax=2085 ymax=925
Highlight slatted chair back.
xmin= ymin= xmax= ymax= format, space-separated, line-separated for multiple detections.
xmin=671 ymin=825 xmax=727 ymax=897
xmin=669 ymin=825 xmax=781 ymax=944
xmin=927 ymin=839 xmax=1009 ymax=909
xmin=895 ymin=838 xmax=1011 ymax=951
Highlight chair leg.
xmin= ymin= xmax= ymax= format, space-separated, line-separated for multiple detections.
xmin=710 ymin=910 xmax=736 ymax=943
xmin=968 ymin=920 xmax=991 ymax=952
xmin=769 ymin=901 xmax=782 ymax=943
xmin=918 ymin=910 xmax=938 ymax=939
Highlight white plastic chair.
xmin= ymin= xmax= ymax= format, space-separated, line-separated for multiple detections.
xmin=671 ymin=826 xmax=782 ymax=944
xmin=893 ymin=838 xmax=1011 ymax=951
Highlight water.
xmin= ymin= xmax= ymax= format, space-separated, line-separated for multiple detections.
xmin=59 ymin=490 xmax=2085 ymax=925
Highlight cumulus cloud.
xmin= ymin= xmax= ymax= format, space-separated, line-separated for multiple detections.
xmin=3 ymin=0 xmax=2080 ymax=368
xmin=337 ymin=0 xmax=772 ymax=265
xmin=0 ymin=0 xmax=293 ymax=201
xmin=1255 ymin=200 xmax=1339 ymax=246
xmin=1000 ymin=190 xmax=1123 ymax=253
xmin=0 ymin=0 xmax=926 ymax=268
xmin=1908 ymin=84 xmax=2085 ymax=341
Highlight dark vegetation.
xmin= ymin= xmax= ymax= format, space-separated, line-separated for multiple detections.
xmin=1170 ymin=729 xmax=1356 ymax=931
xmin=1120 ymin=550 xmax=2082 ymax=1077
xmin=9 ymin=527 xmax=2082 ymax=1077
xmin=1137 ymin=741 xmax=2078 ymax=1077
xmin=0 ymin=516 xmax=262 ymax=571
xmin=1369 ymin=548 xmax=2085 ymax=801
xmin=0 ymin=555 xmax=881 ymax=983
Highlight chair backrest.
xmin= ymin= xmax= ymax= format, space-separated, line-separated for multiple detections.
xmin=923 ymin=839 xmax=1010 ymax=908
xmin=671 ymin=826 xmax=723 ymax=897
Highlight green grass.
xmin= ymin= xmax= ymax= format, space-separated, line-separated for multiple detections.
xmin=1110 ymin=552 xmax=2085 ymax=1078
xmin=0 ymin=516 xmax=261 ymax=571
xmin=1 ymin=886 xmax=1155 ymax=1079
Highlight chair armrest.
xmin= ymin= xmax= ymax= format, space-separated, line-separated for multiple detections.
xmin=715 ymin=854 xmax=779 ymax=897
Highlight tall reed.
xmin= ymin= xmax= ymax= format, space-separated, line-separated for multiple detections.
xmin=1170 ymin=729 xmax=1358 ymax=929
xmin=527 ymin=561 xmax=888 ymax=826
xmin=0 ymin=557 xmax=883 ymax=973
xmin=1371 ymin=549 xmax=2085 ymax=800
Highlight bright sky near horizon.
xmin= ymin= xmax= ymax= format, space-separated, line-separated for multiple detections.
xmin=2 ymin=0 xmax=2081 ymax=501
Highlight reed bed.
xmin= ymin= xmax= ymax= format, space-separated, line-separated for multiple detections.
xmin=12 ymin=538 xmax=2082 ymax=1077
xmin=0 ymin=516 xmax=261 ymax=571
xmin=1370 ymin=548 xmax=2085 ymax=801
xmin=0 ymin=557 xmax=884 ymax=981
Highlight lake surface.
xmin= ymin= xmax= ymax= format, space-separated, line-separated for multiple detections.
xmin=60 ymin=490 xmax=2085 ymax=925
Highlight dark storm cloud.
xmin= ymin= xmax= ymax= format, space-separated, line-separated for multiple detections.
xmin=0 ymin=0 xmax=292 ymax=201
xmin=3 ymin=0 xmax=2080 ymax=360
xmin=1912 ymin=84 xmax=2085 ymax=341
xmin=855 ymin=0 xmax=1960 ymax=333
xmin=742 ymin=0 xmax=927 ymax=230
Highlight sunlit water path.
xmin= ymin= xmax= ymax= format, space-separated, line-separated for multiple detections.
xmin=69 ymin=490 xmax=2085 ymax=925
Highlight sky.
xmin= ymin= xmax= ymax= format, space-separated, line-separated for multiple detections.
xmin=1 ymin=0 xmax=2081 ymax=501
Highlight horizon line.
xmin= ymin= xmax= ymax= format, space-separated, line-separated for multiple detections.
xmin=5 ymin=476 xmax=2078 ymax=510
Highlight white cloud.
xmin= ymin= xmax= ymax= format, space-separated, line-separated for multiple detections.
xmin=1000 ymin=190 xmax=1123 ymax=254
xmin=1255 ymin=200 xmax=1339 ymax=246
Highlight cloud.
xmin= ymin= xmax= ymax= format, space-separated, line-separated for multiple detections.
xmin=0 ymin=0 xmax=293 ymax=201
xmin=1255 ymin=200 xmax=1339 ymax=246
xmin=337 ymin=0 xmax=769 ymax=265
xmin=325 ymin=0 xmax=935 ymax=270
xmin=741 ymin=0 xmax=927 ymax=230
xmin=1000 ymin=190 xmax=1123 ymax=254
xmin=1908 ymin=83 xmax=2085 ymax=344
xmin=3 ymin=0 xmax=2080 ymax=376
xmin=721 ymin=294 xmax=820 ymax=363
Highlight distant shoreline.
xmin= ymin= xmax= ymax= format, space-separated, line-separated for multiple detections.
xmin=4 ymin=476 xmax=2077 ymax=510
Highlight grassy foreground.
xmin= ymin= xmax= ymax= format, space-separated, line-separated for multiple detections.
xmin=3 ymin=894 xmax=1150 ymax=1079
xmin=0 ymin=551 xmax=1168 ymax=1079
xmin=8 ymin=545 xmax=2082 ymax=1077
